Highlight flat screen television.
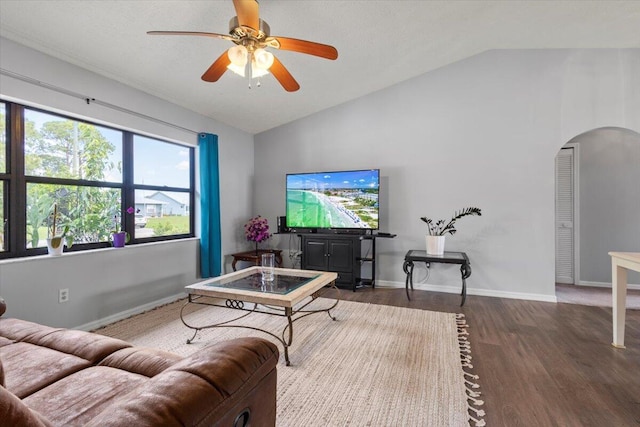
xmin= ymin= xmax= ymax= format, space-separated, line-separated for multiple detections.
xmin=286 ymin=169 xmax=379 ymax=230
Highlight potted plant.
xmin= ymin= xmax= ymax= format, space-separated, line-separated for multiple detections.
xmin=47 ymin=204 xmax=74 ymax=256
xmin=111 ymin=207 xmax=136 ymax=247
xmin=420 ymin=207 xmax=481 ymax=255
xmin=244 ymin=216 xmax=271 ymax=254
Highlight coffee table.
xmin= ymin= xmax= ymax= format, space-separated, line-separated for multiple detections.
xmin=182 ymin=266 xmax=339 ymax=365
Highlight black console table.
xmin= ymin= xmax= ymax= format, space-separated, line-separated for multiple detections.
xmin=402 ymin=250 xmax=471 ymax=306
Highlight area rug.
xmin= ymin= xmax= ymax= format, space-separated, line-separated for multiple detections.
xmin=95 ymin=298 xmax=485 ymax=426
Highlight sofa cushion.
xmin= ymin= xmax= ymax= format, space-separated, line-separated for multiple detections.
xmin=0 ymin=336 xmax=14 ymax=348
xmin=1 ymin=342 xmax=92 ymax=398
xmin=0 ymin=318 xmax=131 ymax=363
xmin=23 ymin=366 xmax=148 ymax=426
xmin=99 ymin=347 xmax=182 ymax=377
xmin=0 ymin=335 xmax=11 ymax=387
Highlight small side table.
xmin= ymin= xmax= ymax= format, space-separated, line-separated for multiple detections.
xmin=402 ymin=250 xmax=472 ymax=306
xmin=231 ymin=249 xmax=283 ymax=271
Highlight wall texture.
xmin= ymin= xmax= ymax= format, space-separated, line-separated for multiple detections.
xmin=0 ymin=37 xmax=254 ymax=328
xmin=254 ymin=49 xmax=640 ymax=301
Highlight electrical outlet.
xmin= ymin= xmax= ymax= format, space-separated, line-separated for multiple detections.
xmin=58 ymin=288 xmax=69 ymax=303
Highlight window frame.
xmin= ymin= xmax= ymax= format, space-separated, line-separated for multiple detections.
xmin=0 ymin=99 xmax=195 ymax=259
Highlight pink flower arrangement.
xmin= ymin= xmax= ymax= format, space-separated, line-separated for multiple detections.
xmin=244 ymin=216 xmax=271 ymax=243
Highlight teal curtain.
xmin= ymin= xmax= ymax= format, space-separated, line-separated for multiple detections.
xmin=198 ymin=133 xmax=222 ymax=278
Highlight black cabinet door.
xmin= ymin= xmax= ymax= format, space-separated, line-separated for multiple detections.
xmin=304 ymin=239 xmax=328 ymax=270
xmin=328 ymin=239 xmax=353 ymax=272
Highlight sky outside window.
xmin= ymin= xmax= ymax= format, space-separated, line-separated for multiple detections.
xmin=134 ymin=135 xmax=190 ymax=188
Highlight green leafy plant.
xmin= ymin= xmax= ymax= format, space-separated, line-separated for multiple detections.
xmin=151 ymin=221 xmax=173 ymax=236
xmin=48 ymin=203 xmax=74 ymax=249
xmin=27 ymin=193 xmax=54 ymax=248
xmin=420 ymin=207 xmax=482 ymax=236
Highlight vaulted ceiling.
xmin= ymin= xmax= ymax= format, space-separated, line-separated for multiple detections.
xmin=1 ymin=1 xmax=639 ymax=134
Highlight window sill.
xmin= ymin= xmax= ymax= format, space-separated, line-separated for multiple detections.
xmin=0 ymin=237 xmax=199 ymax=266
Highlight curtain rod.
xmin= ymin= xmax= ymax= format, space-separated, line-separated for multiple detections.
xmin=0 ymin=68 xmax=199 ymax=135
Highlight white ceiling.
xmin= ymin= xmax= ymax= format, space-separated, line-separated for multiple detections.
xmin=1 ymin=1 xmax=639 ymax=134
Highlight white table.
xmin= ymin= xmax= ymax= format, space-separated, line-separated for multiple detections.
xmin=609 ymin=252 xmax=640 ymax=348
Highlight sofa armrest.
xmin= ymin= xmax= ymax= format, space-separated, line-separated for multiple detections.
xmin=0 ymin=386 xmax=53 ymax=427
xmin=86 ymin=337 xmax=279 ymax=427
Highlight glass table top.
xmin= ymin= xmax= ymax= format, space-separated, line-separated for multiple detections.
xmin=405 ymin=250 xmax=468 ymax=261
xmin=203 ymin=272 xmax=320 ymax=295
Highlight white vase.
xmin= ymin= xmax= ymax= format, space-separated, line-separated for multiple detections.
xmin=46 ymin=238 xmax=64 ymax=256
xmin=426 ymin=235 xmax=445 ymax=255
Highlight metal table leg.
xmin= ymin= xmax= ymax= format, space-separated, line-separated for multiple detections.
xmin=460 ymin=263 xmax=472 ymax=306
xmin=403 ymin=260 xmax=414 ymax=300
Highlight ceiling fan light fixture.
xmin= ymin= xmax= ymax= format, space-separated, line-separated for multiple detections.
xmin=227 ymin=63 xmax=270 ymax=78
xmin=227 ymin=45 xmax=270 ymax=78
xmin=254 ymin=48 xmax=274 ymax=70
xmin=227 ymin=44 xmax=248 ymax=66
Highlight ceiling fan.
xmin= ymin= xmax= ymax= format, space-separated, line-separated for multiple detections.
xmin=148 ymin=0 xmax=338 ymax=92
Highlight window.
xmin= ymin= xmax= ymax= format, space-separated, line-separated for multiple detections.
xmin=24 ymin=109 xmax=123 ymax=182
xmin=0 ymin=183 xmax=5 ymax=252
xmin=1 ymin=102 xmax=6 ymax=252
xmin=0 ymin=100 xmax=195 ymax=259
xmin=26 ymin=183 xmax=120 ymax=248
xmin=133 ymin=134 xmax=193 ymax=240
xmin=0 ymin=102 xmax=6 ymax=173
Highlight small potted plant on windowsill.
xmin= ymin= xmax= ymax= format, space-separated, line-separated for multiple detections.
xmin=420 ymin=207 xmax=481 ymax=255
xmin=111 ymin=207 xmax=137 ymax=247
xmin=47 ymin=204 xmax=74 ymax=256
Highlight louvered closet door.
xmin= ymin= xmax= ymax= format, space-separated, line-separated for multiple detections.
xmin=555 ymin=148 xmax=574 ymax=284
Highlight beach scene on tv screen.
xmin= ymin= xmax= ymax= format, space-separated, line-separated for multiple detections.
xmin=286 ymin=170 xmax=379 ymax=229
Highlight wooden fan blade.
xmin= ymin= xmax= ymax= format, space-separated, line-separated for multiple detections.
xmin=270 ymin=56 xmax=300 ymax=92
xmin=201 ymin=52 xmax=231 ymax=82
xmin=270 ymin=37 xmax=338 ymax=60
xmin=233 ymin=0 xmax=260 ymax=31
xmin=147 ymin=31 xmax=233 ymax=41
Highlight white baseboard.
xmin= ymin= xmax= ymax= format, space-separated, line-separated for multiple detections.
xmin=579 ymin=280 xmax=640 ymax=290
xmin=81 ymin=278 xmax=625 ymax=331
xmin=375 ymin=280 xmax=558 ymax=303
xmin=75 ymin=292 xmax=187 ymax=331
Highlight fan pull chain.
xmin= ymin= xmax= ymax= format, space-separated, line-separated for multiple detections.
xmin=246 ymin=51 xmax=253 ymax=89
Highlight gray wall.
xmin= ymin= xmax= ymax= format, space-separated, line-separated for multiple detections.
xmin=0 ymin=37 xmax=255 ymax=328
xmin=0 ymin=240 xmax=198 ymax=329
xmin=570 ymin=128 xmax=640 ymax=284
xmin=254 ymin=49 xmax=640 ymax=301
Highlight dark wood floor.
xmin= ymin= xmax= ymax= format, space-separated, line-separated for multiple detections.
xmin=324 ymin=287 xmax=640 ymax=427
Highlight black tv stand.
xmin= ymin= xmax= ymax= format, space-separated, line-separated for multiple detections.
xmin=299 ymin=232 xmax=396 ymax=291
xmin=334 ymin=229 xmax=366 ymax=235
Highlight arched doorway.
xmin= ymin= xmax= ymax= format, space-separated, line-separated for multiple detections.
xmin=555 ymin=127 xmax=640 ymax=305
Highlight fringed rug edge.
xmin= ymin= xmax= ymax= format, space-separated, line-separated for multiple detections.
xmin=456 ymin=313 xmax=486 ymax=427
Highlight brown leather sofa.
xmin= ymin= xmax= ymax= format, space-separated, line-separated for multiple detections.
xmin=0 ymin=297 xmax=279 ymax=426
